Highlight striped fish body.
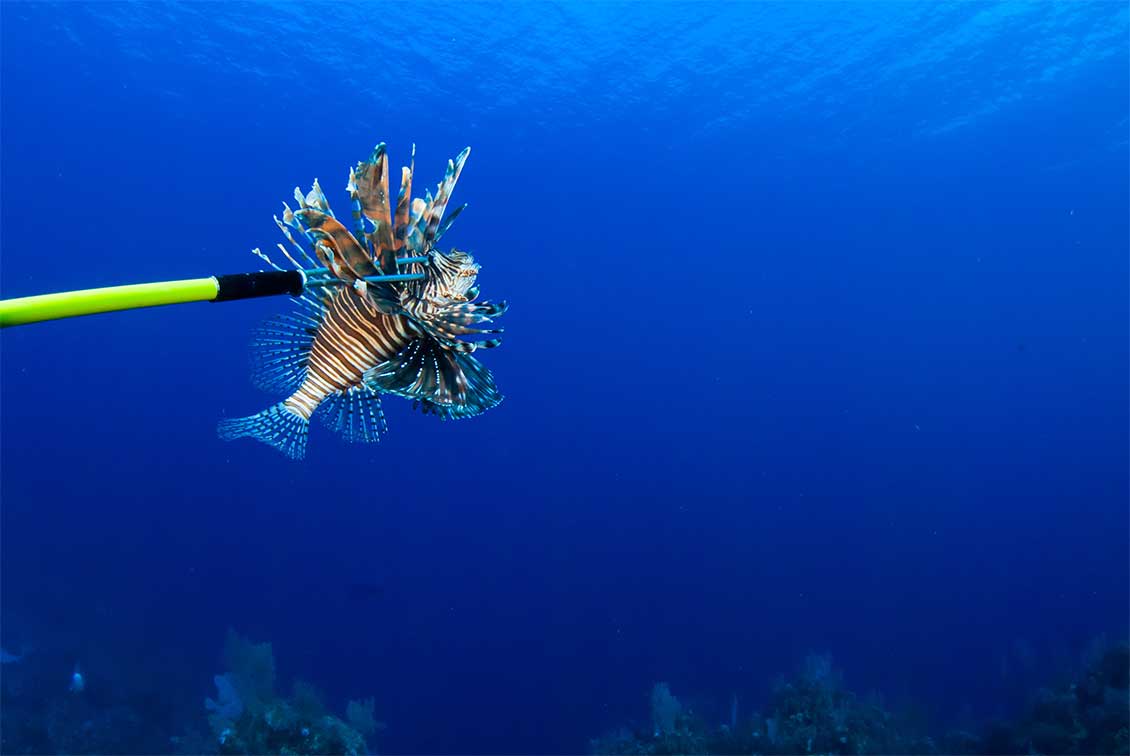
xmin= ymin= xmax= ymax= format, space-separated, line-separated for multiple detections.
xmin=283 ymin=288 xmax=418 ymax=421
xmin=219 ymin=280 xmax=501 ymax=459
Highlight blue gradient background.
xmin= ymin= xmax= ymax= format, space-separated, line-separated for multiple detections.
xmin=2 ymin=2 xmax=1127 ymax=753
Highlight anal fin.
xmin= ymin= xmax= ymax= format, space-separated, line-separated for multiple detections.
xmin=317 ymin=385 xmax=388 ymax=443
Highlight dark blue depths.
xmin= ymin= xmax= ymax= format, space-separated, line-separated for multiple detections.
xmin=1 ymin=3 xmax=1127 ymax=754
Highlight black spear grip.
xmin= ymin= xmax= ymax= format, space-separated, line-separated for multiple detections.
xmin=212 ymin=271 xmax=306 ymax=302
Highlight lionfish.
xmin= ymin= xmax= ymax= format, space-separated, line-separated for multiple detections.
xmin=218 ymin=143 xmax=507 ymax=459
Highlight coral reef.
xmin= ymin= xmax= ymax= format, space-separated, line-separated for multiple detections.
xmin=592 ymin=654 xmax=933 ymax=756
xmin=981 ymin=639 xmax=1129 ymax=755
xmin=202 ymin=630 xmax=377 ymax=756
xmin=0 ymin=645 xmax=179 ymax=754
xmin=0 ymin=625 xmax=382 ymax=756
xmin=650 ymin=683 xmax=683 ymax=736
xmin=591 ymin=644 xmax=1130 ymax=756
xmin=2 ymin=625 xmax=1124 ymax=755
xmin=759 ymin=653 xmax=937 ymax=755
xmin=346 ymin=696 xmax=385 ymax=740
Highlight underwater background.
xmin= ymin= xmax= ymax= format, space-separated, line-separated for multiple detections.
xmin=1 ymin=2 xmax=1127 ymax=754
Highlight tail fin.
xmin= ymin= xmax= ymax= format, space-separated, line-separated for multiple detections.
xmin=217 ymin=402 xmax=309 ymax=460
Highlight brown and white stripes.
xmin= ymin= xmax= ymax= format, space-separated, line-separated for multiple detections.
xmin=282 ymin=288 xmax=420 ymax=419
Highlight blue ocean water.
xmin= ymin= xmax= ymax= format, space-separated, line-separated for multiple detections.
xmin=1 ymin=2 xmax=1127 ymax=754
